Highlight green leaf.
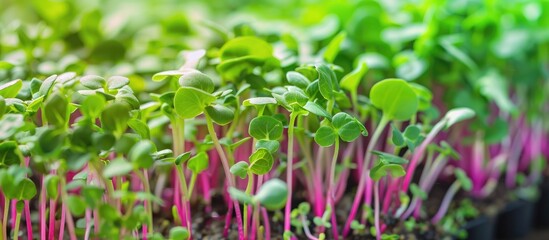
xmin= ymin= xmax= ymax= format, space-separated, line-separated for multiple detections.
xmin=403 ymin=125 xmax=420 ymax=140
xmin=409 ymin=83 xmax=433 ymax=111
xmin=340 ymin=62 xmax=368 ymax=93
xmin=152 ymin=70 xmax=187 ymax=82
xmin=332 ymin=112 xmax=367 ymax=142
xmin=67 ymin=195 xmax=86 ymax=216
xmin=370 ymin=79 xmax=418 ymax=121
xmin=314 ymin=126 xmax=336 ymax=147
xmin=410 ymin=183 xmax=427 ymax=200
xmin=101 ymin=102 xmax=131 ymax=134
xmin=454 ymin=169 xmax=472 ymax=191
xmin=243 ymin=97 xmax=277 ymax=107
xmin=173 ymin=87 xmax=216 ymax=119
xmin=228 ymin=187 xmax=253 ymax=205
xmin=286 ymin=71 xmax=310 ymax=89
xmin=0 ymin=96 xmax=5 ymax=119
xmin=16 ymin=178 xmax=37 ymax=201
xmin=80 ymin=94 xmax=106 ymax=119
xmin=255 ymin=140 xmax=280 ymax=154
xmin=204 ymin=104 xmax=234 ymax=125
xmin=283 ymin=90 xmax=308 ymax=108
xmin=323 ymin=32 xmax=346 ymax=63
xmin=316 ymin=64 xmax=337 ymax=99
xmin=484 ymin=118 xmax=508 ymax=144
xmin=255 ymin=179 xmax=288 ymax=210
xmin=0 ymin=141 xmax=23 ymax=168
xmin=0 ymin=114 xmax=25 ymax=140
xmin=36 ymin=128 xmax=65 ymax=156
xmin=187 ymin=152 xmax=209 ymax=174
xmin=175 ymin=152 xmax=192 ymax=165
xmin=128 ymin=119 xmax=150 ymax=139
xmin=249 ymin=148 xmax=274 ymax=175
xmin=476 ymin=70 xmax=517 ymax=114
xmin=230 ymin=161 xmax=249 ymax=179
xmin=107 ymin=76 xmax=129 ymax=89
xmin=103 ymin=158 xmax=133 ymax=178
xmin=37 ymin=75 xmax=57 ymax=98
xmin=80 ymin=75 xmax=106 ymax=89
xmin=391 ymin=125 xmax=405 ymax=147
xmin=249 ymin=116 xmax=283 ymax=140
xmin=44 ymin=92 xmax=68 ymax=128
xmin=128 ymin=140 xmax=156 ymax=169
xmin=443 ymin=108 xmax=475 ymax=129
xmin=44 ymin=175 xmax=60 ymax=199
xmin=169 ymin=227 xmax=190 ymax=240
xmin=217 ymin=36 xmax=278 ymax=80
xmin=370 ymin=162 xmax=406 ymax=181
xmin=0 ymin=79 xmax=22 ymax=98
xmin=303 ymin=101 xmax=331 ymax=119
xmin=372 ymin=151 xmax=409 ymax=165
xmin=178 ymin=71 xmax=215 ymax=93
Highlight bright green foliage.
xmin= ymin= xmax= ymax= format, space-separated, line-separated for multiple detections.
xmin=173 ymin=87 xmax=216 ymax=119
xmin=249 ymin=148 xmax=274 ymax=175
xmin=370 ymin=79 xmax=419 ymax=121
xmin=249 ymin=116 xmax=283 ymax=140
xmin=187 ymin=152 xmax=209 ymax=174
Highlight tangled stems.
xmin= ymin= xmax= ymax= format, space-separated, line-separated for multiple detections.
xmin=343 ymin=116 xmax=389 ymax=237
xmin=204 ymin=113 xmax=245 ymax=240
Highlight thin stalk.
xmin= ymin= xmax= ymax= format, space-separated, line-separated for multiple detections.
xmin=401 ymin=120 xmax=445 ymax=192
xmin=431 ymin=181 xmax=461 ymax=224
xmin=39 ymin=175 xmax=46 ymax=240
xmin=204 ymin=114 xmax=245 ymax=239
xmin=374 ymin=181 xmax=381 ymax=240
xmin=23 ymin=200 xmax=32 ymax=240
xmin=60 ymin=177 xmax=77 ymax=240
xmin=13 ymin=209 xmax=21 ymax=240
xmin=244 ymin=172 xmax=254 ymax=238
xmin=0 ymin=203 xmax=3 ymax=240
xmin=343 ymin=116 xmax=389 ymax=237
xmin=135 ymin=170 xmax=154 ymax=234
xmin=284 ymin=112 xmax=298 ymax=232
xmin=188 ymin=173 xmax=198 ymax=199
xmin=175 ymin=165 xmax=191 ymax=231
xmin=326 ymin=139 xmax=340 ymax=239
xmin=2 ymin=199 xmax=8 ymax=240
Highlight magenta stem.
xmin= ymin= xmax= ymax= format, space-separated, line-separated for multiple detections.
xmin=431 ymin=181 xmax=461 ymax=224
xmin=374 ymin=181 xmax=381 ymax=240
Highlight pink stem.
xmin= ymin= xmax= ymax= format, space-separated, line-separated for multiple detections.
xmin=431 ymin=181 xmax=461 ymax=224
xmin=374 ymin=181 xmax=381 ymax=240
xmin=59 ymin=202 xmax=66 ymax=240
xmin=401 ymin=121 xmax=445 ymax=192
xmin=261 ymin=208 xmax=271 ymax=240
xmin=48 ymin=199 xmax=57 ymax=239
xmin=24 ymin=200 xmax=32 ymax=240
xmin=223 ymin=201 xmax=233 ymax=238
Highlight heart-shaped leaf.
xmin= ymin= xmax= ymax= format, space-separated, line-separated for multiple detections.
xmin=255 ymin=140 xmax=280 ymax=154
xmin=332 ymin=112 xmax=367 ymax=142
xmin=80 ymin=94 xmax=106 ymax=120
xmin=230 ymin=161 xmax=249 ymax=179
xmin=316 ymin=64 xmax=338 ymax=100
xmin=370 ymin=79 xmax=418 ymax=121
xmin=187 ymin=152 xmax=209 ymax=174
xmin=101 ymin=102 xmax=131 ymax=135
xmin=173 ymin=87 xmax=216 ymax=119
xmin=249 ymin=116 xmax=283 ymax=140
xmin=178 ymin=71 xmax=215 ymax=93
xmin=314 ymin=126 xmax=336 ymax=147
xmin=249 ymin=148 xmax=274 ymax=175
